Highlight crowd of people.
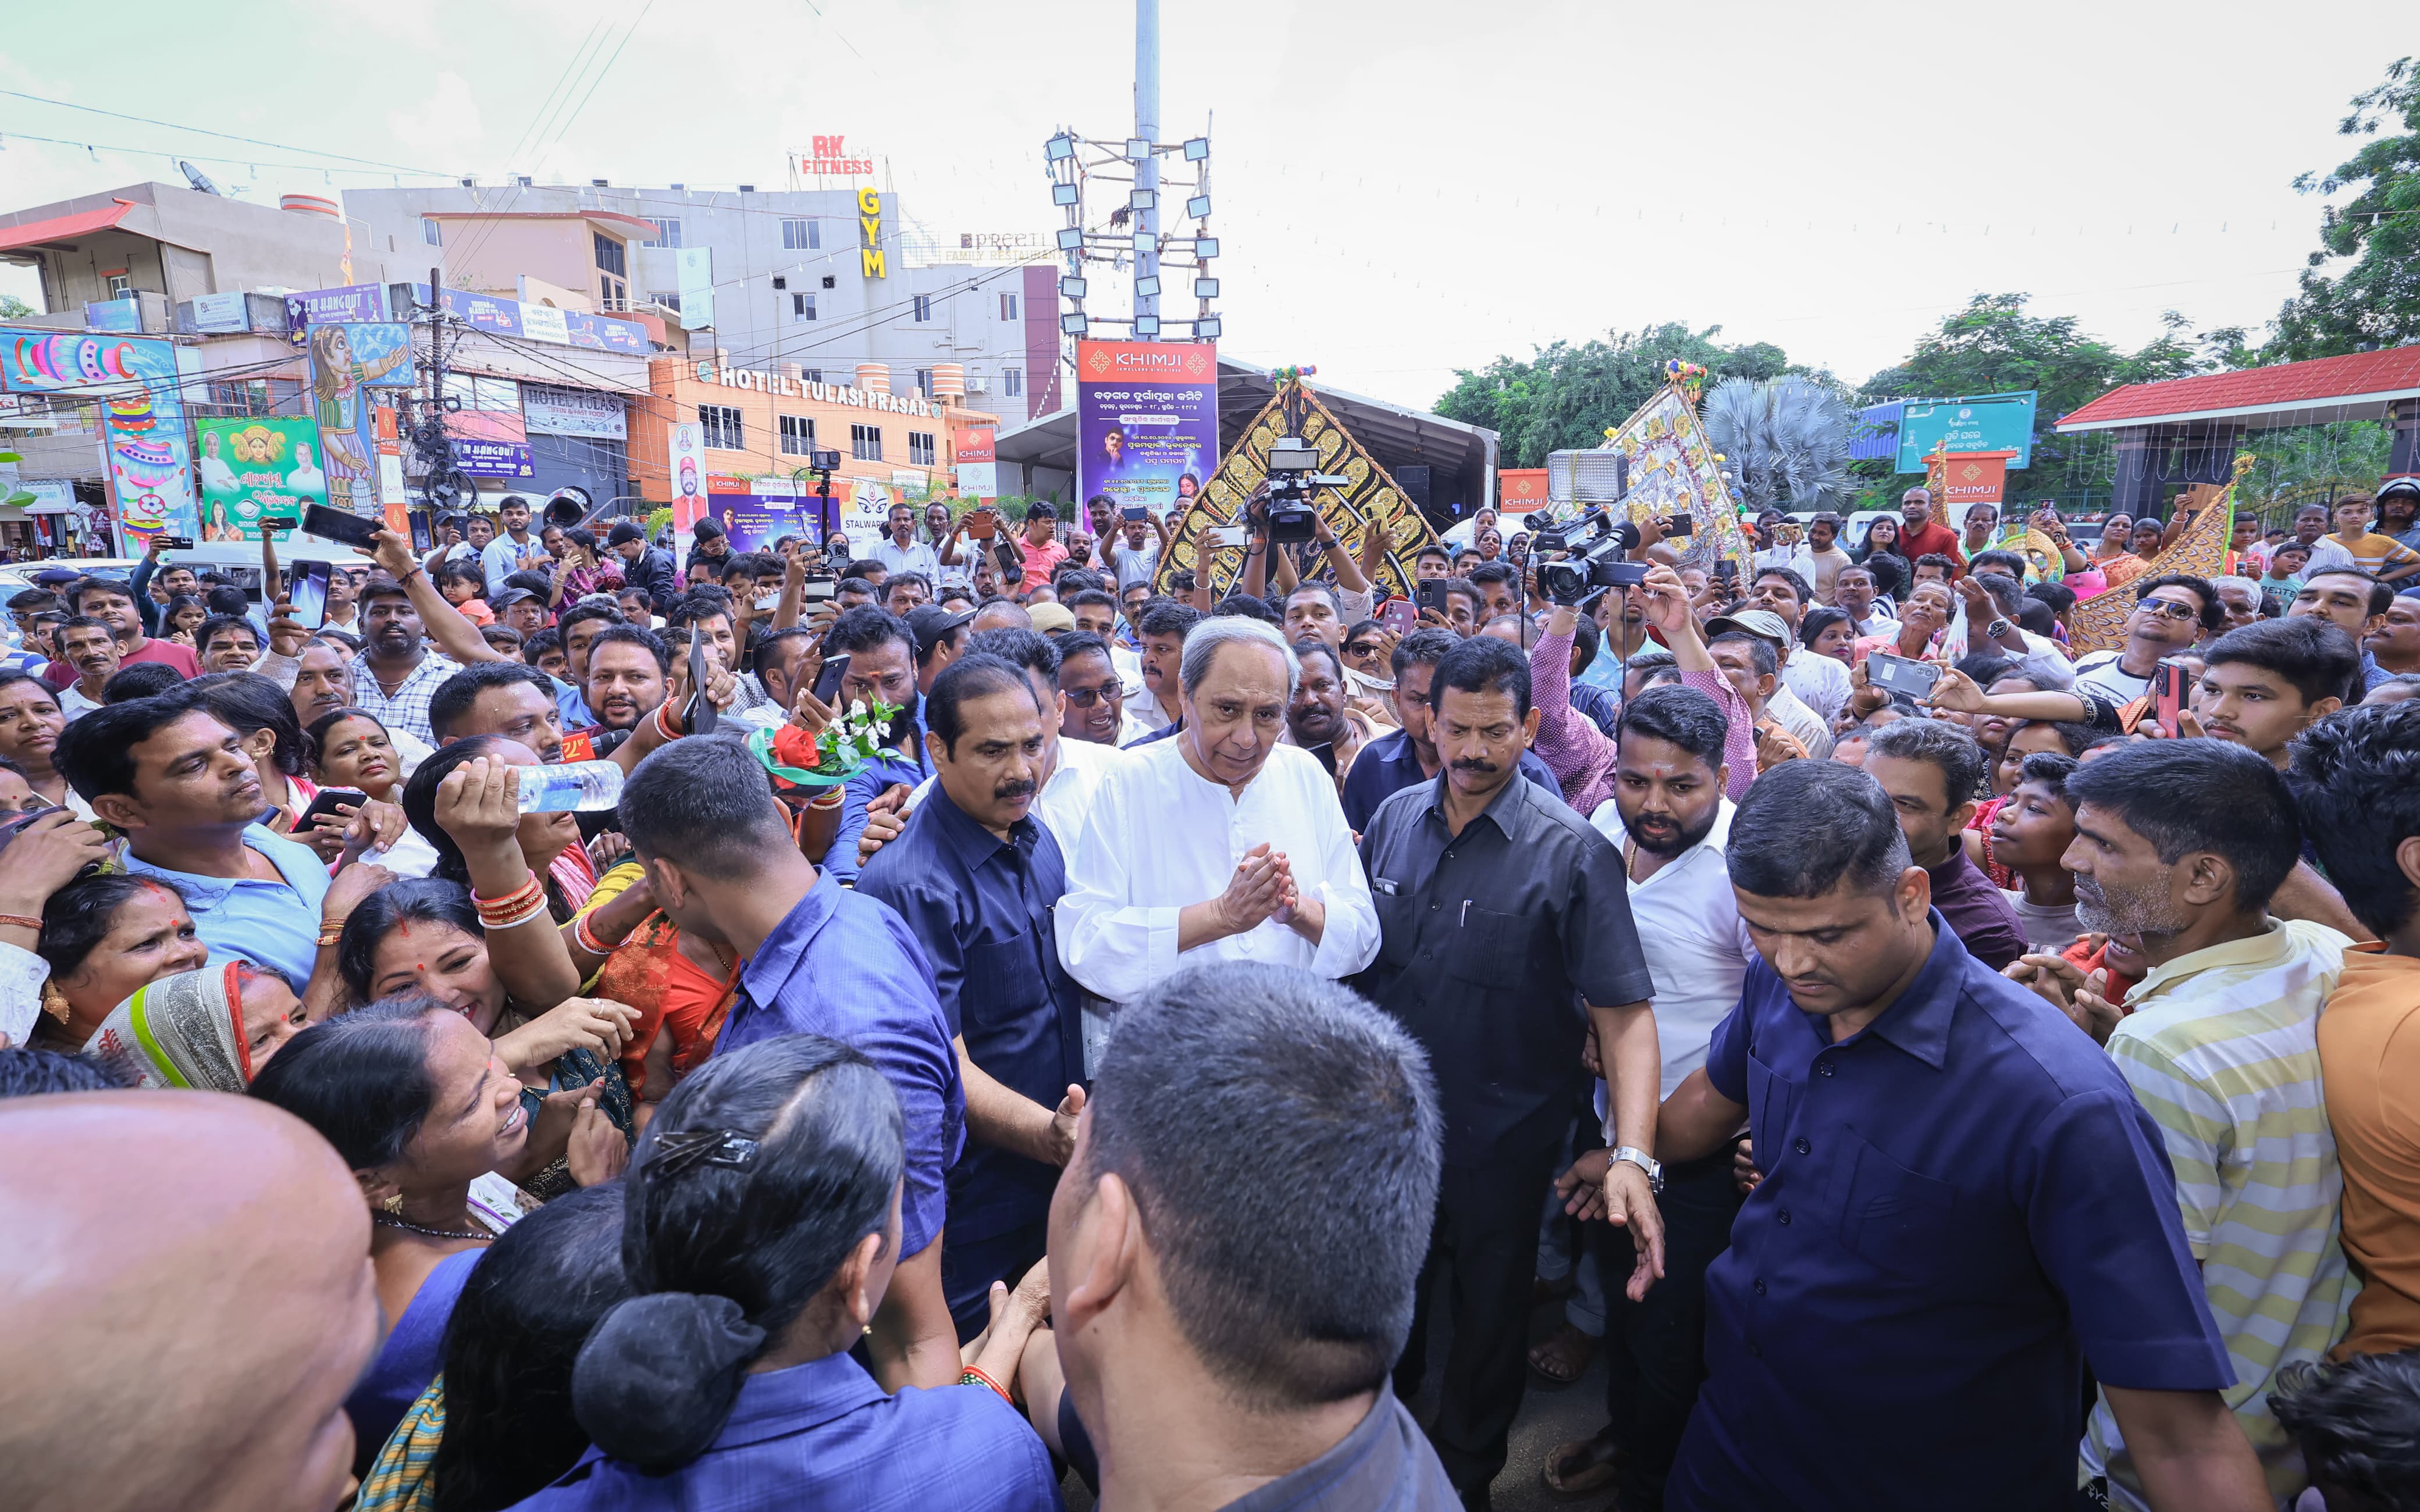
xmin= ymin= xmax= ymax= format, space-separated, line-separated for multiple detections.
xmin=3 ymin=473 xmax=2419 ymax=1512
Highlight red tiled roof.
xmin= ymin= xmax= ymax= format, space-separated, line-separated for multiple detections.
xmin=2057 ymin=345 xmax=2420 ymax=431
xmin=0 ymin=199 xmax=136 ymax=255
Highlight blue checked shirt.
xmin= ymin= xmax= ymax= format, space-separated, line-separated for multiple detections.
xmin=351 ymin=652 xmax=460 ymax=748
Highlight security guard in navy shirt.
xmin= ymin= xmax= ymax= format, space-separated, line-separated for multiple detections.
xmin=857 ymin=651 xmax=1087 ymax=1340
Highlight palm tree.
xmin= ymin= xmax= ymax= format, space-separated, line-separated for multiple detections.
xmin=1702 ymin=377 xmax=1855 ymax=512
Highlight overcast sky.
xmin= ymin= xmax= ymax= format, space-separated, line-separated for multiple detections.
xmin=1 ymin=1 xmax=2405 ymax=411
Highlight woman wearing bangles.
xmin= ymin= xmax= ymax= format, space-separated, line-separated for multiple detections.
xmin=380 ymin=743 xmax=647 ymax=1194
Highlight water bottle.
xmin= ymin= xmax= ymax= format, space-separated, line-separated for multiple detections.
xmin=514 ymin=760 xmax=625 ymax=815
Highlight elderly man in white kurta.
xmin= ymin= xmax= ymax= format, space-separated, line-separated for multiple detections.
xmin=1057 ymin=616 xmax=1379 ymax=1060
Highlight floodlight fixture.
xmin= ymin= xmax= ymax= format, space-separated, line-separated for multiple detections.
xmin=1194 ymin=316 xmax=1222 ymax=338
xmin=1183 ymin=137 xmax=1209 ymax=162
xmin=1045 ymin=134 xmax=1076 ymax=162
xmin=1051 ymin=183 xmax=1080 ymax=206
xmin=1062 ymin=312 xmax=1089 ymax=336
xmin=1059 ymin=275 xmax=1088 ymax=299
xmin=1055 ymin=227 xmax=1084 ymax=251
xmin=1135 ymin=315 xmax=1161 ymax=336
xmin=1135 ymin=276 xmax=1161 ymax=298
xmin=1129 ymin=189 xmax=1155 ymax=211
xmin=1131 ymin=231 xmax=1154 ymax=255
xmin=1194 ymin=277 xmax=1219 ymax=298
xmin=1193 ymin=237 xmax=1219 ymax=259
xmin=1186 ymin=195 xmax=1211 ymax=219
xmin=1123 ymin=138 xmax=1151 ymax=161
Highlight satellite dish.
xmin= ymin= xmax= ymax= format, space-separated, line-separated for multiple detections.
xmin=179 ymin=161 xmax=223 ymax=196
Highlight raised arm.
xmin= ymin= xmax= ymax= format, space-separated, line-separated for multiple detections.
xmin=363 ymin=530 xmax=511 ymax=664
xmin=1640 ymin=564 xmax=1755 ymax=800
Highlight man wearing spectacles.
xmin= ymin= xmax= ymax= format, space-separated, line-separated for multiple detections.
xmin=1054 ymin=631 xmax=1140 ymax=746
xmin=2072 ymin=573 xmax=2223 ymax=704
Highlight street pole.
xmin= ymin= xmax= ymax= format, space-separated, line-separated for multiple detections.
xmin=1134 ymin=0 xmax=1159 ymax=332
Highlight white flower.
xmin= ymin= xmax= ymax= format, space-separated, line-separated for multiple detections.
xmin=849 ymin=698 xmax=867 ymax=719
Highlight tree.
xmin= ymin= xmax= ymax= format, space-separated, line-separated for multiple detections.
xmin=1856 ymin=295 xmax=2241 ymax=506
xmin=0 ymin=295 xmax=34 ymax=321
xmin=2268 ymin=57 xmax=2420 ymax=362
xmin=1702 ymin=377 xmax=1856 ymax=511
xmin=1435 ymin=322 xmax=1799 ymax=467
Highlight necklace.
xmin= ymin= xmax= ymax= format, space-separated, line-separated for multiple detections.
xmin=375 ymin=1213 xmax=494 ymax=1243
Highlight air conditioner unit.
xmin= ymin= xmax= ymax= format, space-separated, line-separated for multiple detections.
xmin=963 ymin=376 xmax=991 ymax=394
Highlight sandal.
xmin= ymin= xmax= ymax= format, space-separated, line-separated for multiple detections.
xmin=1541 ymin=1431 xmax=1618 ymax=1497
xmin=1526 ymin=1321 xmax=1599 ymax=1386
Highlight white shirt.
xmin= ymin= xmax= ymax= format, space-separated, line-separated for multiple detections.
xmin=1851 ymin=610 xmax=1901 ymax=638
xmin=2301 ymin=536 xmax=2357 ymax=576
xmin=1587 ymin=799 xmax=1753 ymax=1099
xmin=1767 ymin=682 xmax=1834 ymax=759
xmin=59 ymin=683 xmax=105 ymax=721
xmin=902 ymin=727 xmax=1128 ymax=853
xmin=1110 ymin=644 xmax=1146 ymax=700
xmin=1104 ymin=534 xmax=1161 ymax=592
xmin=870 ymin=537 xmax=944 ymax=582
xmin=2072 ymin=650 xmax=2153 ymax=705
xmin=1780 ymin=647 xmax=1851 ymax=725
xmin=1125 ymin=689 xmax=1176 ymax=736
xmin=1056 ymin=739 xmax=1379 ymax=1009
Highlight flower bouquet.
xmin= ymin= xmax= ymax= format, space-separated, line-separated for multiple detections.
xmin=749 ymin=697 xmax=900 ymax=791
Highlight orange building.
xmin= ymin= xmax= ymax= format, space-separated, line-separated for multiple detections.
xmin=634 ymin=356 xmax=998 ymax=548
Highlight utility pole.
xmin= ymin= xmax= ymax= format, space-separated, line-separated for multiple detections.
xmin=1134 ymin=0 xmax=1159 ymax=330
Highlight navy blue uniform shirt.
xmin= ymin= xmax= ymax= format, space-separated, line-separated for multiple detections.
xmin=1339 ymin=725 xmax=1562 ymax=835
xmin=856 ymin=783 xmax=1085 ymax=1249
xmin=716 ymin=870 xmax=964 ymax=1261
xmin=1669 ymin=914 xmax=2232 ymax=1511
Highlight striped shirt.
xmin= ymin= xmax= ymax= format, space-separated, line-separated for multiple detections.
xmin=2082 ymin=917 xmax=2358 ymax=1509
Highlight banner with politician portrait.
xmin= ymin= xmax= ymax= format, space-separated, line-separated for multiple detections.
xmin=196 ymin=418 xmax=329 ymax=541
xmin=1076 ymin=340 xmax=1218 ymax=519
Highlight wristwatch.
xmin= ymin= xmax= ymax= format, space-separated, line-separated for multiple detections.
xmin=1984 ymin=618 xmax=2013 ymax=640
xmin=1609 ymin=1146 xmax=1664 ymax=1195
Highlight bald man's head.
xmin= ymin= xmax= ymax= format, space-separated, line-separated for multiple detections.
xmin=0 ymin=1093 xmax=378 ymax=1512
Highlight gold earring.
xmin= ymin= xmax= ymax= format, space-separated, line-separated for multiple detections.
xmin=381 ymin=1193 xmax=404 ymax=1215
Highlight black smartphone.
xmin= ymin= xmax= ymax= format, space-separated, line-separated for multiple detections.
xmin=286 ymin=560 xmax=333 ymax=630
xmin=992 ymin=539 xmax=1020 ymax=574
xmin=812 ymin=652 xmax=851 ymax=707
xmin=258 ymin=513 xmax=300 ymax=533
xmin=1713 ymin=559 xmax=1738 ymax=585
xmin=1665 ymin=512 xmax=1695 ymax=538
xmin=153 ymin=534 xmax=195 ymax=551
xmin=302 ymin=504 xmax=384 ymax=551
xmin=686 ymin=623 xmax=718 ymax=736
xmin=2154 ymin=661 xmax=2192 ymax=733
xmin=1416 ymin=580 xmax=1450 ymax=616
xmin=0 ymin=806 xmax=105 ymax=878
xmin=1868 ymin=652 xmax=1942 ymax=700
xmin=296 ymin=787 xmax=369 ymax=830
xmin=1121 ymin=504 xmax=1148 ymax=522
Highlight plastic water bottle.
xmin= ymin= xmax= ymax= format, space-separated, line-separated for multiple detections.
xmin=514 ymin=760 xmax=625 ymax=815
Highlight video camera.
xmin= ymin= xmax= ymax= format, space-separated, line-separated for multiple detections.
xmin=1262 ymin=437 xmax=1351 ymax=544
xmin=1533 ymin=512 xmax=1649 ymax=605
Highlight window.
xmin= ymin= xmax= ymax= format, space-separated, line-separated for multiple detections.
xmin=908 ymin=431 xmax=937 ymax=467
xmin=792 ymin=293 xmax=816 ymax=322
xmin=699 ymin=404 xmax=743 ymax=451
xmin=999 ymin=292 xmax=1018 ymax=320
xmin=106 ymin=273 xmax=131 ymax=299
xmin=912 ymin=294 xmax=931 ymax=322
xmin=642 ymin=218 xmax=682 ymax=248
xmin=779 ymin=415 xmax=817 ymax=456
xmin=599 ymin=275 xmax=627 ymax=311
xmin=1003 ymin=368 xmax=1023 ymax=398
xmin=593 ymin=233 xmax=627 ymax=277
xmin=782 ymin=217 xmax=820 ymax=251
xmin=914 ymin=368 xmax=934 ymax=398
xmin=803 ymin=368 xmax=822 ymax=384
xmin=850 ymin=423 xmax=882 ymax=462
xmin=421 ymin=216 xmax=443 ymax=247
xmin=654 ymin=292 xmax=681 ymax=313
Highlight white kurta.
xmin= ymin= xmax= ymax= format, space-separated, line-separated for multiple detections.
xmin=1055 ymin=738 xmax=1379 ymax=1010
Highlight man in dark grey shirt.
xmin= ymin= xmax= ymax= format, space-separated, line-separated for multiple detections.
xmin=1355 ymin=636 xmax=1661 ymax=1503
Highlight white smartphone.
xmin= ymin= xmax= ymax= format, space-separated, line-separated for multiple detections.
xmin=1205 ymin=524 xmax=1251 ymax=549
